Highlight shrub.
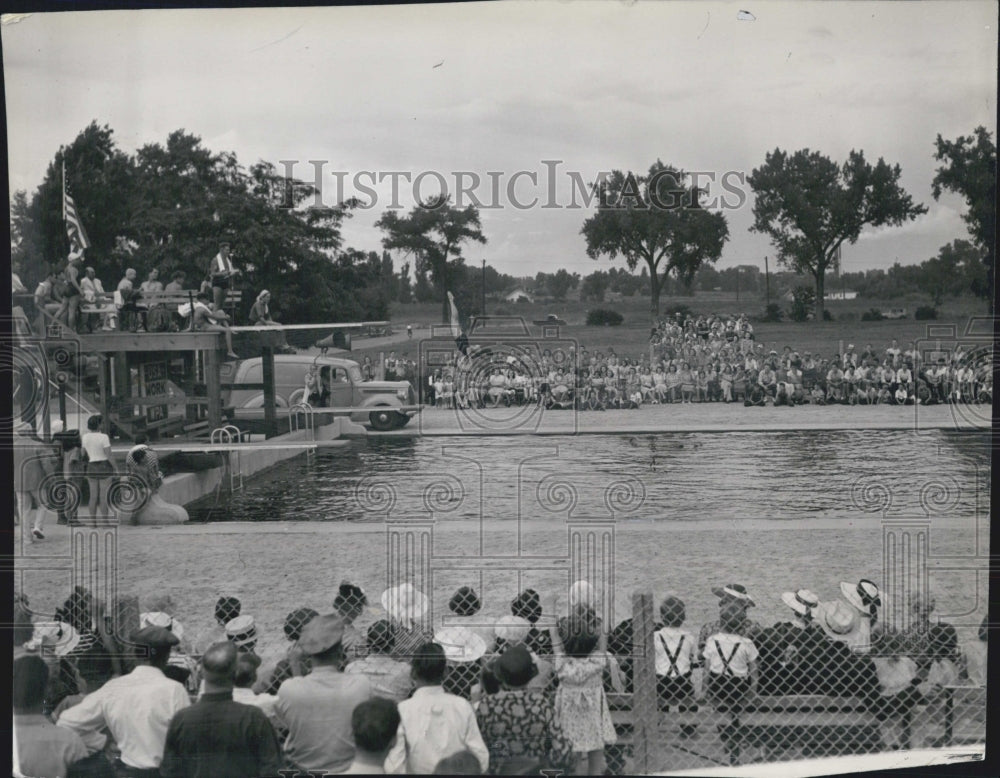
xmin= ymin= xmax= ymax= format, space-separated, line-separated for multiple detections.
xmin=586 ymin=308 xmax=624 ymax=326
xmin=492 ymin=306 xmax=512 ymax=316
xmin=761 ymin=303 xmax=783 ymax=323
xmin=822 ymin=309 xmax=834 ymax=321
xmin=914 ymin=305 xmax=938 ymax=320
xmin=861 ymin=308 xmax=883 ymax=322
xmin=663 ymin=304 xmax=693 ymax=321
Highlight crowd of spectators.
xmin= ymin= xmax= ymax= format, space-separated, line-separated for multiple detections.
xmin=13 ymin=574 xmax=987 ymax=777
xmin=411 ymin=312 xmax=992 ymax=410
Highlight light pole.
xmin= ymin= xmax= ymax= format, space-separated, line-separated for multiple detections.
xmin=764 ymin=256 xmax=770 ymax=307
xmin=481 ymin=259 xmax=487 ymax=316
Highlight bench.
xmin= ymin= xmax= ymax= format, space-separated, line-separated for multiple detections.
xmin=605 ymin=691 xmax=882 ymax=767
xmin=118 ymin=290 xmax=243 ymax=331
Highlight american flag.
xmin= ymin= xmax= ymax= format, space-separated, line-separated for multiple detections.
xmin=62 ymin=162 xmax=91 ymax=253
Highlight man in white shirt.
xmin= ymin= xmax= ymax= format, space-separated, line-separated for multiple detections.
xmin=57 ymin=626 xmax=190 ymax=776
xmin=384 ymin=641 xmax=489 ymax=774
xmin=80 ymin=266 xmax=113 ymax=331
xmin=345 ymin=620 xmax=413 ymax=702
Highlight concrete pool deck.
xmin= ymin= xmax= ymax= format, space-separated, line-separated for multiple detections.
xmin=383 ymin=401 xmax=991 ymax=436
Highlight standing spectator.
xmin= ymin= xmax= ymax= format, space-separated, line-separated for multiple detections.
xmin=34 ymin=270 xmax=62 ymax=330
xmin=547 ymin=599 xmax=616 ymax=776
xmin=52 ymin=421 xmax=84 ymax=527
xmin=701 ymin=600 xmax=760 ymax=764
xmin=207 ymin=240 xmax=238 ymax=314
xmin=344 ymin=698 xmax=400 ymax=775
xmin=14 ymin=424 xmax=59 ymax=540
xmin=475 ymin=644 xmax=576 ymax=774
xmin=161 ymin=641 xmax=282 ymax=778
xmin=13 ymin=655 xmax=90 ymax=778
xmin=345 ymin=620 xmax=413 ymax=702
xmin=81 ymin=415 xmax=114 ymax=524
xmin=117 ymin=268 xmax=147 ymax=332
xmin=869 ymin=631 xmax=922 ymax=750
xmin=435 ymin=625 xmax=487 ymax=701
xmin=275 ymin=613 xmax=372 ymax=774
xmin=491 ymin=616 xmax=553 ymax=691
xmin=511 ymin=588 xmax=553 ymax=657
xmin=384 ymin=642 xmax=489 ymax=774
xmin=697 ymin=584 xmax=764 ymax=655
xmin=163 ymin=271 xmax=186 ymax=293
xmin=58 ymin=250 xmax=84 ymax=332
xmin=653 ymin=595 xmax=698 ymax=734
xmin=57 ymin=626 xmax=190 ymax=776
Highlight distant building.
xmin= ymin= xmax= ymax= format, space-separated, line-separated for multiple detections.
xmin=504 ymin=287 xmax=535 ymax=303
xmin=824 ymin=289 xmax=858 ymax=300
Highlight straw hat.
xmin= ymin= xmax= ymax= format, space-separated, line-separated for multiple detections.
xmin=494 ymin=615 xmax=532 ymax=644
xmin=816 ymin=601 xmax=862 ymax=642
xmin=380 ymin=583 xmax=429 ymax=625
xmin=298 ymin=613 xmax=346 ymax=656
xmin=781 ymin=589 xmax=820 ymax=618
xmin=24 ymin=621 xmax=80 ymax=656
xmin=839 ymin=580 xmax=881 ymax=616
xmin=140 ymin=611 xmax=185 ymax=641
xmin=434 ymin=625 xmax=486 ymax=664
xmin=225 ymin=615 xmax=258 ymax=649
xmin=711 ymin=583 xmax=756 ymax=607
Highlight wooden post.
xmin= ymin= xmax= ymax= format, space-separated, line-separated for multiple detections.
xmin=97 ymin=355 xmax=110 ymax=435
xmin=262 ymin=346 xmax=276 ymax=439
xmin=631 ymin=591 xmax=658 ymax=774
xmin=58 ymin=382 xmax=67 ymax=427
xmin=378 ymin=351 xmax=385 ymax=381
xmin=204 ymin=347 xmax=222 ymax=432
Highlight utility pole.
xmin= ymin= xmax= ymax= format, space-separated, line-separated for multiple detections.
xmin=736 ymin=266 xmax=740 ymax=303
xmin=764 ymin=256 xmax=770 ymax=306
xmin=481 ymin=259 xmax=487 ymax=316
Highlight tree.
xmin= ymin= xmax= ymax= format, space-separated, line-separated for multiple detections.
xmin=547 ymin=269 xmax=579 ymax=301
xmin=580 ymin=270 xmax=610 ymax=302
xmin=932 ymin=127 xmax=996 ymax=310
xmin=920 ymin=240 xmax=988 ymax=305
xmin=581 ymin=161 xmax=729 ymax=319
xmin=788 ymin=286 xmax=816 ymax=322
xmin=397 ymin=261 xmax=413 ymax=303
xmin=748 ymin=148 xmax=927 ymax=321
xmin=376 ymin=195 xmax=487 ymax=322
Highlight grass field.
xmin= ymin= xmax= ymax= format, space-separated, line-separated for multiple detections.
xmin=344 ymin=293 xmax=988 ymax=365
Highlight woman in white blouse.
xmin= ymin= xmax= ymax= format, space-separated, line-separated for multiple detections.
xmin=82 ymin=415 xmax=114 ymax=521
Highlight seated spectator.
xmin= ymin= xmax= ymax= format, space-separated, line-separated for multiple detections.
xmin=249 ymin=290 xmax=278 ymax=325
xmin=344 ymin=697 xmax=400 ymax=774
xmin=163 ymin=271 xmax=186 ymax=293
xmin=230 ymin=651 xmax=281 ymax=731
xmin=436 ymin=624 xmax=487 ymax=700
xmin=140 ymin=268 xmax=164 ymax=294
xmin=757 ymin=589 xmax=829 ymax=695
xmin=194 ymin=596 xmax=242 ymax=655
xmin=14 ymin=655 xmax=91 ymax=778
xmin=191 ymin=292 xmax=239 ymax=359
xmin=333 ymin=581 xmax=368 ymax=660
xmin=344 ymin=620 xmax=413 ymax=702
xmin=869 ymin=631 xmax=923 ymax=750
xmin=384 ymin=642 xmax=489 ymax=774
xmin=476 ymin=644 xmax=576 ymax=774
xmin=255 ymin=606 xmax=319 ymax=694
xmin=698 ymin=584 xmax=763 ymax=655
xmin=275 ymin=613 xmax=373 ymax=774
xmin=381 ymin=583 xmax=433 ymax=661
xmin=960 ymin=615 xmax=988 ymax=686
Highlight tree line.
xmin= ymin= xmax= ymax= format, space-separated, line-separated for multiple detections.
xmin=11 ymin=122 xmax=994 ymax=325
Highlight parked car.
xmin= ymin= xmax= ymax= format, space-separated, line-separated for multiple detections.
xmin=220 ymin=355 xmax=418 ymax=431
xmin=884 ymin=308 xmax=908 ymax=320
xmin=532 ymin=314 xmax=568 ymax=326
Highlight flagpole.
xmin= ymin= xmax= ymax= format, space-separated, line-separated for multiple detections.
xmin=62 ymin=159 xmax=66 ymax=221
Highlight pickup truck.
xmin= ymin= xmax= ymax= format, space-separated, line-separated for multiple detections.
xmin=220 ymin=355 xmax=418 ymax=430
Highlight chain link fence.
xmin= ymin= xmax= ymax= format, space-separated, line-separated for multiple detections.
xmin=605 ymin=592 xmax=987 ymax=774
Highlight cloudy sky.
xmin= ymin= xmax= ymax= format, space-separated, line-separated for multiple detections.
xmin=3 ymin=1 xmax=996 ymax=279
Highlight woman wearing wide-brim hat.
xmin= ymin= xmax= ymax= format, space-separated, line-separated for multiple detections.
xmin=838 ymin=579 xmax=882 ymax=654
xmin=434 ymin=625 xmax=487 ymax=701
xmin=380 ymin=582 xmax=431 ymax=661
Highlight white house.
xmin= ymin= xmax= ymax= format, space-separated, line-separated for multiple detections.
xmin=504 ymin=287 xmax=535 ymax=303
xmin=824 ymin=289 xmax=858 ymax=300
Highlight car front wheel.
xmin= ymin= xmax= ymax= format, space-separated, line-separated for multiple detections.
xmin=369 ymin=407 xmax=399 ymax=431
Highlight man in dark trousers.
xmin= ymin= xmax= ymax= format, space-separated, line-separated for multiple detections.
xmin=161 ymin=641 xmax=282 ymax=778
xmin=206 ymin=240 xmax=238 ymax=315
